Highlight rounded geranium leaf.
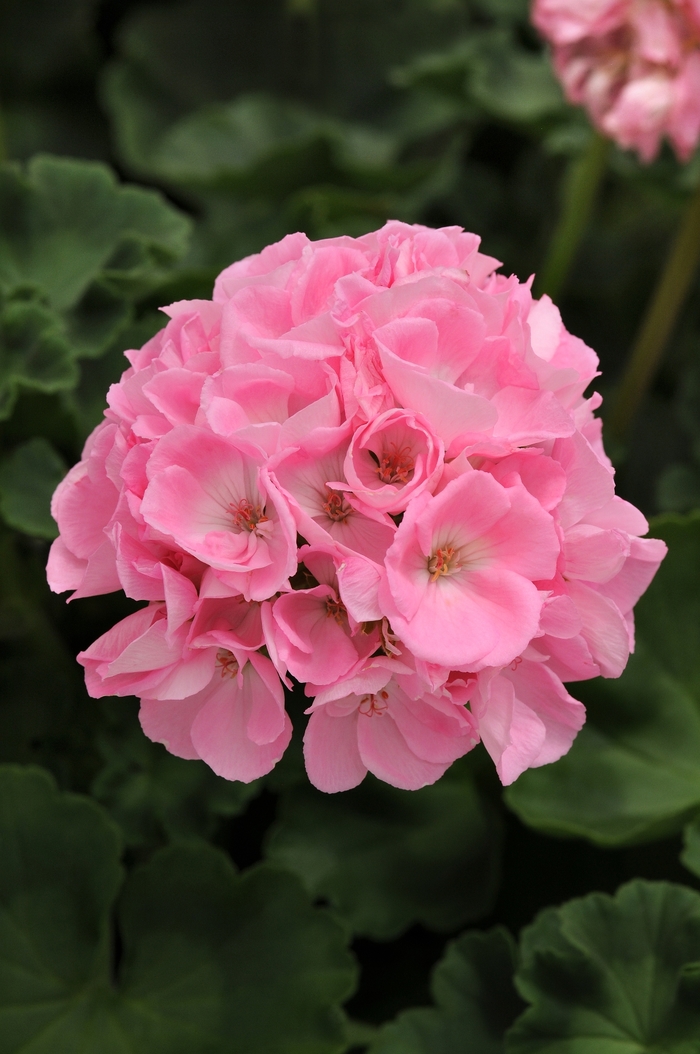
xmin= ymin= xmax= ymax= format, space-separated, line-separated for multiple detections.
xmin=0 ymin=437 xmax=66 ymax=539
xmin=507 ymin=880 xmax=700 ymax=1053
xmin=0 ymin=156 xmax=190 ymax=311
xmin=369 ymin=928 xmax=522 ymax=1054
xmin=0 ymin=764 xmax=356 ymax=1053
xmin=265 ymin=762 xmax=502 ymax=939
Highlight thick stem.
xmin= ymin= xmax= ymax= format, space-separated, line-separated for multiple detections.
xmin=608 ymin=178 xmax=700 ymax=439
xmin=536 ymin=132 xmax=610 ymax=302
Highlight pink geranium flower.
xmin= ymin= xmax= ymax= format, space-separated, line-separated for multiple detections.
xmin=533 ymin=0 xmax=700 ymax=161
xmin=49 ymin=221 xmax=665 ymax=791
xmin=343 ymin=408 xmax=444 ymax=514
xmin=303 ymin=658 xmax=478 ymax=792
xmin=141 ymin=425 xmax=297 ymax=601
xmin=268 ymin=545 xmax=379 ymax=685
xmin=380 ymin=470 xmax=560 ymax=668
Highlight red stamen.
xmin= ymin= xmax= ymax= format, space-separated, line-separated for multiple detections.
xmin=322 ymin=489 xmax=351 ymax=523
xmin=358 ymin=690 xmax=389 ymax=716
xmin=216 ymin=649 xmax=239 ymax=679
xmin=230 ymin=498 xmax=268 ymax=533
xmin=428 ymin=546 xmax=458 ymax=581
xmin=375 ymin=443 xmax=415 ymax=485
xmin=325 ymin=596 xmax=347 ymax=624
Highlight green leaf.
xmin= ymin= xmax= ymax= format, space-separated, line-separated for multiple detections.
xmin=92 ymin=699 xmax=260 ymax=850
xmin=393 ymin=28 xmax=563 ymax=123
xmin=506 ymin=514 xmax=700 ymax=846
xmin=265 ymin=762 xmax=502 ymax=939
xmin=67 ymin=312 xmax=164 ymax=437
xmin=0 ymin=764 xmax=357 ymax=1053
xmin=681 ymin=816 xmax=700 ymax=879
xmin=101 ymin=0 xmax=474 ymax=259
xmin=106 ymin=0 xmax=471 ymax=123
xmin=0 ymin=297 xmax=78 ymax=418
xmin=104 ymin=79 xmax=399 ymax=191
xmin=369 ymin=928 xmax=522 ymax=1054
xmin=0 ymin=437 xmax=66 ymax=538
xmin=0 ymin=526 xmax=103 ymax=785
xmin=63 ymin=281 xmax=132 ymax=360
xmin=0 ymin=156 xmax=190 ymax=310
xmin=468 ymin=33 xmax=564 ymax=123
xmin=507 ymin=880 xmax=700 ymax=1053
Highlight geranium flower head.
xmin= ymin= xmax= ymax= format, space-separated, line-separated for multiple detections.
xmin=49 ymin=220 xmax=665 ymax=792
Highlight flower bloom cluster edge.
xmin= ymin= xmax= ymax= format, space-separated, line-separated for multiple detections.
xmin=47 ymin=221 xmax=666 ymax=792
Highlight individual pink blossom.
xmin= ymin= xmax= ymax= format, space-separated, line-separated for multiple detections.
xmin=49 ymin=220 xmax=666 ymax=792
xmin=140 ymin=648 xmax=292 ymax=783
xmin=46 ymin=421 xmax=121 ymax=599
xmin=268 ymin=545 xmax=379 ymax=685
xmin=303 ymin=658 xmax=478 ymax=792
xmin=267 ymin=425 xmax=396 ymax=563
xmin=80 ymin=597 xmax=290 ymax=781
xmin=473 ymin=659 xmax=586 ymax=785
xmin=343 ymin=408 xmax=444 ymax=513
xmin=533 ymin=0 xmax=700 ymax=161
xmin=379 ymin=469 xmax=560 ymax=669
xmin=141 ymin=425 xmax=297 ymax=600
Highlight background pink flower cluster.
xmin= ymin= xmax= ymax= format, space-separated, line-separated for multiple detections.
xmin=48 ymin=221 xmax=666 ymax=792
xmin=534 ymin=0 xmax=700 ymax=162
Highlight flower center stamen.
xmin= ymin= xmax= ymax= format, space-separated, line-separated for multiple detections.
xmin=375 ymin=443 xmax=415 ymax=485
xmin=322 ymin=489 xmax=352 ymax=523
xmin=230 ymin=498 xmax=269 ymax=534
xmin=358 ymin=690 xmax=389 ymax=716
xmin=325 ymin=596 xmax=347 ymax=624
xmin=216 ymin=649 xmax=239 ymax=678
xmin=427 ymin=546 xmax=459 ymax=582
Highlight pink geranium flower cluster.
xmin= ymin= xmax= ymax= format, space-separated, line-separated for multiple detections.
xmin=48 ymin=222 xmax=666 ymax=791
xmin=533 ymin=0 xmax=700 ymax=162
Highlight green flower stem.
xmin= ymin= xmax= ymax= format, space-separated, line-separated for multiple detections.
xmin=609 ymin=177 xmax=700 ymax=439
xmin=536 ymin=132 xmax=610 ymax=301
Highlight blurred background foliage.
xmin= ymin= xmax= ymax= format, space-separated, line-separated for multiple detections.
xmin=2 ymin=1 xmax=700 ymax=1052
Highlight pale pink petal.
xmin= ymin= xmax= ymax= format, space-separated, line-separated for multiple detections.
xmin=356 ymin=709 xmax=448 ymax=790
xmin=303 ymin=708 xmax=367 ymax=792
xmin=190 ymin=666 xmax=291 ymax=782
xmin=566 ymin=579 xmax=631 ymax=677
xmin=139 ymin=695 xmax=206 ymax=759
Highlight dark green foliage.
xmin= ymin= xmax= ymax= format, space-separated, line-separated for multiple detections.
xmin=369 ymin=928 xmax=522 ymax=1053
xmin=0 ymin=437 xmax=66 ymax=538
xmin=681 ymin=817 xmax=700 ymax=880
xmin=508 ymin=881 xmax=700 ymax=1053
xmin=0 ymin=765 xmax=356 ymax=1054
xmin=0 ymin=156 xmax=190 ymax=313
xmin=267 ymin=762 xmax=502 ymax=938
xmin=93 ymin=699 xmax=261 ymax=850
xmin=2 ymin=2 xmax=700 ymax=1049
xmin=0 ymin=156 xmax=189 ymax=432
